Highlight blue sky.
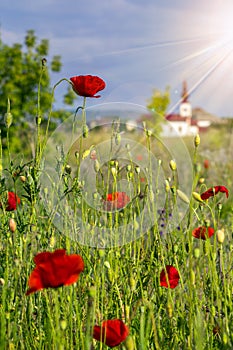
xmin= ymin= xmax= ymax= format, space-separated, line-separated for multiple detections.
xmin=1 ymin=0 xmax=233 ymax=117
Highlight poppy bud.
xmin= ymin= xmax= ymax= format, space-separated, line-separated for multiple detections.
xmin=194 ymin=134 xmax=200 ymax=147
xmin=82 ymin=124 xmax=89 ymax=138
xmin=166 ymin=302 xmax=173 ymax=318
xmin=0 ymin=278 xmax=5 ymax=286
xmin=65 ymin=165 xmax=71 ymax=174
xmin=4 ymin=112 xmax=13 ymax=128
xmin=115 ymin=134 xmax=121 ymax=145
xmin=216 ymin=229 xmax=225 ymax=243
xmin=190 ymin=269 xmax=195 ymax=285
xmin=124 ymin=335 xmax=135 ymax=350
xmin=60 ymin=320 xmax=67 ymax=330
xmin=165 ymin=180 xmax=170 ymax=192
xmin=20 ymin=175 xmax=26 ymax=182
xmin=192 ymin=192 xmax=204 ymax=203
xmin=9 ymin=218 xmax=16 ymax=232
xmin=126 ymin=164 xmax=132 ymax=172
xmin=198 ymin=177 xmax=205 ymax=184
xmin=135 ymin=166 xmax=140 ymax=174
xmin=146 ymin=129 xmax=152 ymax=137
xmin=177 ymin=189 xmax=190 ymax=204
xmin=129 ymin=276 xmax=136 ymax=291
xmin=111 ymin=167 xmax=117 ymax=177
xmin=194 ymin=248 xmax=200 ymax=258
xmin=169 ymin=160 xmax=177 ymax=171
xmin=94 ymin=160 xmax=100 ymax=173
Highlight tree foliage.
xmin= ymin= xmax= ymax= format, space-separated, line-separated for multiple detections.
xmin=0 ymin=30 xmax=76 ymax=155
xmin=146 ymin=86 xmax=170 ymax=133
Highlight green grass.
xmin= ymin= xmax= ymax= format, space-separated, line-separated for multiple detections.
xmin=0 ymin=92 xmax=233 ymax=349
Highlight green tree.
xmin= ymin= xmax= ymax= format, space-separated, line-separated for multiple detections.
xmin=0 ymin=30 xmax=76 ymax=155
xmin=146 ymin=86 xmax=170 ymax=133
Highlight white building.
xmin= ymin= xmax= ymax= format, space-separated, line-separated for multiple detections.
xmin=162 ymin=81 xmax=199 ymax=137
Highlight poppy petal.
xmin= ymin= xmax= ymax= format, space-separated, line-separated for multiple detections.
xmin=26 ymin=249 xmax=84 ymax=295
xmin=192 ymin=226 xmax=214 ymax=240
xmin=160 ymin=265 xmax=180 ymax=289
xmin=200 ymin=186 xmax=229 ymax=200
xmin=93 ymin=319 xmax=129 ymax=347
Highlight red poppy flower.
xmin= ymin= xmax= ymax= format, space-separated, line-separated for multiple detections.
xmin=103 ymin=192 xmax=130 ymax=211
xmin=70 ymin=75 xmax=106 ymax=98
xmin=203 ymin=159 xmax=210 ymax=169
xmin=93 ymin=319 xmax=129 ymax=348
xmin=26 ymin=249 xmax=84 ymax=295
xmin=160 ymin=265 xmax=180 ymax=289
xmin=200 ymin=186 xmax=229 ymax=200
xmin=0 ymin=191 xmax=20 ymax=211
xmin=192 ymin=226 xmax=214 ymax=240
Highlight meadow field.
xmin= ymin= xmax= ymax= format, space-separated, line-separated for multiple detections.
xmin=0 ymin=75 xmax=233 ymax=350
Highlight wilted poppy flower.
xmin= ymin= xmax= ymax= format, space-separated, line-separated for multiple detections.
xmin=200 ymin=186 xmax=229 ymax=200
xmin=160 ymin=265 xmax=180 ymax=289
xmin=93 ymin=319 xmax=129 ymax=348
xmin=70 ymin=75 xmax=106 ymax=98
xmin=26 ymin=249 xmax=84 ymax=295
xmin=0 ymin=191 xmax=20 ymax=211
xmin=192 ymin=226 xmax=214 ymax=240
xmin=103 ymin=192 xmax=130 ymax=211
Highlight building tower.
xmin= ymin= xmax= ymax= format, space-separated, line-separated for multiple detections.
xmin=179 ymin=81 xmax=192 ymax=121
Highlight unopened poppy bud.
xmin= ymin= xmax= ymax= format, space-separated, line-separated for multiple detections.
xmin=135 ymin=166 xmax=140 ymax=174
xmin=4 ymin=112 xmax=13 ymax=128
xmin=192 ymin=192 xmax=204 ymax=203
xmin=198 ymin=177 xmax=205 ymax=184
xmin=49 ymin=236 xmax=56 ymax=248
xmin=216 ymin=229 xmax=225 ymax=243
xmin=65 ymin=165 xmax=71 ymax=174
xmin=146 ymin=129 xmax=152 ymax=137
xmin=127 ymin=172 xmax=133 ymax=180
xmin=124 ymin=334 xmax=135 ymax=350
xmin=0 ymin=278 xmax=5 ymax=286
xmin=194 ymin=134 xmax=200 ymax=147
xmin=104 ymin=261 xmax=111 ymax=269
xmin=20 ymin=175 xmax=26 ymax=182
xmin=126 ymin=164 xmax=132 ymax=172
xmin=129 ymin=276 xmax=136 ymax=291
xmin=169 ymin=160 xmax=177 ymax=171
xmin=165 ymin=180 xmax=170 ymax=192
xmin=223 ymin=333 xmax=228 ymax=345
xmin=82 ymin=124 xmax=89 ymax=138
xmin=94 ymin=160 xmax=100 ymax=172
xmin=177 ymin=189 xmax=190 ymax=204
xmin=217 ymin=203 xmax=222 ymax=212
xmin=194 ymin=248 xmax=200 ymax=258
xmin=149 ymin=189 xmax=154 ymax=202
xmin=88 ymin=285 xmax=96 ymax=298
xmin=9 ymin=218 xmax=16 ymax=232
xmin=115 ymin=134 xmax=121 ymax=145
xmin=190 ymin=269 xmax=195 ymax=285
xmin=166 ymin=302 xmax=173 ymax=318
xmin=111 ymin=167 xmax=117 ymax=177
xmin=60 ymin=320 xmax=67 ymax=330
xmin=75 ymin=151 xmax=79 ymax=159
xmin=36 ymin=115 xmax=42 ymax=125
